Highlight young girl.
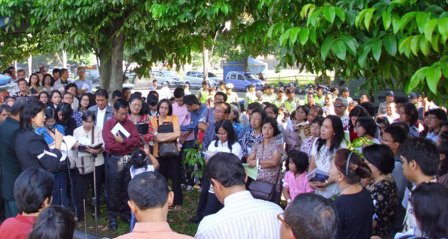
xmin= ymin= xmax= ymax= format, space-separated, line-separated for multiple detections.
xmin=282 ymin=150 xmax=313 ymax=205
xmin=285 ymin=105 xmax=309 ymax=151
xmin=300 ymin=116 xmax=324 ymax=157
xmin=352 ymin=117 xmax=380 ymax=154
xmin=129 ymin=146 xmax=159 ymax=231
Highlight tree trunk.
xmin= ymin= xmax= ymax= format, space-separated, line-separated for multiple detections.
xmin=109 ymin=32 xmax=124 ymax=94
xmin=202 ymin=47 xmax=209 ymax=81
xmin=98 ymin=49 xmax=112 ymax=90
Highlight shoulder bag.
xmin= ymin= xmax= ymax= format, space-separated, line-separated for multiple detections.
xmin=75 ymin=127 xmax=95 ymax=175
xmin=157 ymin=117 xmax=180 ymax=158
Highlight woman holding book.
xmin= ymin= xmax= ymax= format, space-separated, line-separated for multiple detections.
xmin=308 ymin=115 xmax=346 ymax=199
xmin=128 ymin=96 xmax=155 ymax=145
xmin=72 ymin=111 xmax=105 ymax=220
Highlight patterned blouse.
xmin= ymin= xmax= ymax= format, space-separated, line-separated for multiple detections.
xmin=240 ymin=129 xmax=263 ymax=158
xmin=254 ymin=139 xmax=284 ymax=192
xmin=300 ymin=136 xmax=317 ymax=157
xmin=366 ymin=178 xmax=397 ymax=239
xmin=128 ymin=114 xmax=155 ymax=144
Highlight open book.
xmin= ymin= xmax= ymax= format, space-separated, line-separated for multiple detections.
xmin=77 ymin=136 xmax=103 ymax=157
xmin=307 ymin=168 xmax=329 ymax=182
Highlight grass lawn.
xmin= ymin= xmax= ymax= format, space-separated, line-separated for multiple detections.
xmin=78 ymin=189 xmax=200 ymax=238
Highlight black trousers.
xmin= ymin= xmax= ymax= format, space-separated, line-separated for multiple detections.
xmin=105 ymin=155 xmax=130 ymax=221
xmin=158 ymin=156 xmax=183 ymax=206
xmin=75 ymin=164 xmax=105 ymax=219
xmin=194 ymin=173 xmax=211 ymax=219
xmin=203 ymin=193 xmax=223 ymax=217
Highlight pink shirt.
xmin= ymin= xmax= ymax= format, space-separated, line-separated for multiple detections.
xmin=282 ymin=171 xmax=313 ymax=200
xmin=115 ymin=222 xmax=192 ymax=239
xmin=0 ymin=214 xmax=36 ymax=239
xmin=173 ymin=102 xmax=194 ymax=141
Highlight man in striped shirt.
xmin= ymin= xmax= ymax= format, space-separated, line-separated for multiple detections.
xmin=195 ymin=152 xmax=282 ymax=239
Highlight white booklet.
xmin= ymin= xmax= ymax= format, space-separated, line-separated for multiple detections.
xmin=111 ymin=123 xmax=130 ymax=139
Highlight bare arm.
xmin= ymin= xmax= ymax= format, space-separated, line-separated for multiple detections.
xmin=259 ymin=151 xmax=281 ymax=169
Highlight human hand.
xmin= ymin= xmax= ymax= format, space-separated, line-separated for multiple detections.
xmin=54 ymin=129 xmax=63 ymax=144
xmin=309 ymin=181 xmax=326 ymax=191
xmin=144 ymin=144 xmax=150 ymax=156
xmin=114 ymin=133 xmax=124 ymax=143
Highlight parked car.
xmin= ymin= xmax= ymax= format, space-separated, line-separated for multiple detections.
xmin=150 ymin=70 xmax=184 ymax=87
xmin=224 ymin=71 xmax=265 ymax=91
xmin=184 ymin=71 xmax=219 ymax=88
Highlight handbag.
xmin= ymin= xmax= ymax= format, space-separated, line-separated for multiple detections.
xmin=157 ymin=117 xmax=180 ymax=158
xmin=248 ymin=143 xmax=282 ymax=201
xmin=75 ymin=127 xmax=96 ymax=175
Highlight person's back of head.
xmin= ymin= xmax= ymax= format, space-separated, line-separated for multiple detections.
xmin=14 ymin=169 xmax=54 ymax=214
xmin=410 ymin=182 xmax=448 ymax=239
xmin=127 ymin=171 xmax=170 ymax=212
xmin=398 ymin=138 xmax=439 ymax=181
xmin=183 ymin=94 xmax=200 ymax=106
xmin=28 ymin=205 xmax=76 ymax=239
xmin=130 ymin=148 xmax=149 ymax=170
xmin=207 ymin=152 xmax=246 ymax=191
xmin=283 ymin=193 xmax=338 ymax=239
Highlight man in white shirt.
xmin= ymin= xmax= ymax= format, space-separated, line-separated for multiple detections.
xmin=53 ymin=68 xmax=70 ymax=92
xmin=74 ymin=66 xmax=93 ymax=94
xmin=195 ymin=152 xmax=282 ymax=239
xmin=88 ymin=88 xmax=113 ymax=129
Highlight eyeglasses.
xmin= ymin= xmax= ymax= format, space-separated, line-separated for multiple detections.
xmin=334 ymin=104 xmax=345 ymax=108
xmin=277 ymin=213 xmax=291 ymax=229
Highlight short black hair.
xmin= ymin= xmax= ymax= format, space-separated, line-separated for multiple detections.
xmin=16 ymin=78 xmax=27 ymax=85
xmin=130 ymin=148 xmax=149 ymax=169
xmin=311 ymin=115 xmax=325 ymax=125
xmin=264 ymin=103 xmax=279 ymax=117
xmin=356 ymin=116 xmax=377 ymax=137
xmin=146 ymin=94 xmax=159 ymax=107
xmin=215 ymin=91 xmax=227 ymax=102
xmin=65 ymin=83 xmax=77 ymax=92
xmin=112 ymin=90 xmax=122 ymax=99
xmin=14 ymin=169 xmax=54 ymax=213
xmin=114 ymin=98 xmax=129 ymax=111
xmin=173 ymin=87 xmax=185 ymax=98
xmin=360 ymin=102 xmax=375 ymax=117
xmin=0 ymin=104 xmax=11 ymax=113
xmin=81 ymin=110 xmax=96 ymax=122
xmin=157 ymin=99 xmax=173 ymax=116
xmin=9 ymin=101 xmax=24 ymax=116
xmin=207 ymin=152 xmax=245 ymax=187
xmin=247 ymin=102 xmax=263 ymax=112
xmin=410 ymin=183 xmax=448 ymax=239
xmin=52 ymin=68 xmax=60 ymax=75
xmin=56 ymin=103 xmax=73 ymax=123
xmin=363 ymin=144 xmax=395 ymax=174
xmin=288 ymin=150 xmax=309 ymax=174
xmin=427 ymin=108 xmax=447 ymax=122
xmin=399 ymin=138 xmax=439 ymax=176
xmin=42 ymin=74 xmax=54 ymax=87
xmin=402 ymin=102 xmax=419 ymax=125
xmin=262 ymin=117 xmax=280 ymax=137
xmin=183 ymin=94 xmax=200 ymax=106
xmin=20 ymin=99 xmax=45 ymax=129
xmin=29 ymin=205 xmax=76 ymax=239
xmin=395 ymin=96 xmax=410 ymax=104
xmin=285 ymin=194 xmax=338 ymax=239
xmin=128 ymin=172 xmax=169 ymax=209
xmin=384 ymin=123 xmax=408 ymax=144
xmin=438 ymin=132 xmax=448 ymax=176
xmin=95 ymin=88 xmax=109 ymax=99
xmin=59 ymin=68 xmax=68 ymax=76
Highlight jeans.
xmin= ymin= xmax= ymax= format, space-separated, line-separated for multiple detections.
xmin=52 ymin=172 xmax=70 ymax=207
xmin=105 ymin=155 xmax=131 ymax=222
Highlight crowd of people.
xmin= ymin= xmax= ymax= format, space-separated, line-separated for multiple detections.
xmin=0 ymin=65 xmax=447 ymax=239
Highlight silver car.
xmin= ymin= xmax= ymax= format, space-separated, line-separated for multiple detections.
xmin=184 ymin=71 xmax=219 ymax=88
xmin=151 ymin=70 xmax=184 ymax=87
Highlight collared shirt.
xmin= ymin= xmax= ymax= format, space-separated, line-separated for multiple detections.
xmin=73 ymin=125 xmax=105 ymax=166
xmin=195 ymin=191 xmax=282 ymax=239
xmin=74 ymin=78 xmax=93 ymax=93
xmin=115 ymin=221 xmax=193 ymax=239
xmin=181 ymin=104 xmax=207 ymax=140
xmin=96 ymin=107 xmax=106 ymax=128
xmin=207 ymin=140 xmax=242 ymax=159
xmin=0 ymin=214 xmax=36 ymax=239
xmin=426 ymin=131 xmax=438 ymax=143
xmin=102 ymin=117 xmax=141 ymax=155
xmin=173 ymin=103 xmax=193 ymax=141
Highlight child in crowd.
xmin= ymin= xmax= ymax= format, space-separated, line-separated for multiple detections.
xmin=129 ymin=145 xmax=159 ymax=231
xmin=282 ymin=150 xmax=313 ymax=205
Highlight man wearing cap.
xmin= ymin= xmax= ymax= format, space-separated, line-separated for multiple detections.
xmin=341 ymin=87 xmax=353 ymax=104
xmin=225 ymin=83 xmax=239 ymax=104
xmin=334 ymin=97 xmax=349 ymax=130
xmin=263 ymin=84 xmax=275 ymax=102
xmin=377 ymin=91 xmax=395 ymax=116
xmin=273 ymin=88 xmax=285 ymax=108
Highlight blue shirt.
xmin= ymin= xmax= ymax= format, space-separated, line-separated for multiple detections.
xmin=181 ymin=104 xmax=207 ymax=140
xmin=35 ymin=124 xmax=66 ymax=145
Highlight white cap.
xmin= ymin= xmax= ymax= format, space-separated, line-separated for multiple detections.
xmin=225 ymin=83 xmax=234 ymax=89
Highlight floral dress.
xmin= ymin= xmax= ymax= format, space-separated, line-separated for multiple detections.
xmin=254 ymin=139 xmax=284 ymax=192
xmin=366 ymin=178 xmax=397 ymax=239
xmin=128 ymin=114 xmax=155 ymax=144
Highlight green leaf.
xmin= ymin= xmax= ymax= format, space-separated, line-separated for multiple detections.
xmin=430 ymin=34 xmax=440 ymax=53
xmin=416 ymin=12 xmax=430 ymax=33
xmin=307 ymin=8 xmax=322 ymax=27
xmin=424 ymin=19 xmax=438 ymax=41
xmin=323 ymin=6 xmax=336 ymax=24
xmin=309 ymin=28 xmax=317 ymax=44
xmin=392 ymin=14 xmax=401 ymax=34
xmin=341 ymin=35 xmax=358 ymax=55
xmin=355 ymin=9 xmax=368 ymax=28
xmin=383 ymin=34 xmax=397 ymax=56
xmin=426 ymin=66 xmax=442 ymax=95
xmin=300 ymin=4 xmax=315 ymax=19
xmin=438 ymin=17 xmax=448 ymax=42
xmin=321 ymin=36 xmax=335 ymax=60
xmin=406 ymin=67 xmax=426 ymax=93
xmin=358 ymin=44 xmax=372 ymax=67
xmin=364 ymin=9 xmax=375 ymax=30
xmin=279 ymin=29 xmax=291 ymax=46
xmin=398 ymin=12 xmax=417 ymax=31
xmin=399 ymin=36 xmax=413 ymax=57
xmin=332 ymin=40 xmax=347 ymax=60
xmin=335 ymin=7 xmax=345 ymax=22
xmin=419 ymin=36 xmax=430 ymax=56
xmin=382 ymin=10 xmax=392 ymax=30
xmin=372 ymin=39 xmax=382 ymax=62
xmin=299 ymin=28 xmax=309 ymax=45
xmin=289 ymin=27 xmax=300 ymax=45
xmin=441 ymin=63 xmax=448 ymax=78
xmin=410 ymin=35 xmax=419 ymax=56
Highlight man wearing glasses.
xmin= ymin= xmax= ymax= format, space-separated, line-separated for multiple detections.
xmin=334 ymin=97 xmax=349 ymax=130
